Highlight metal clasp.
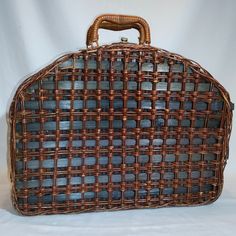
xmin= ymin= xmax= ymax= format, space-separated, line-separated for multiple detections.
xmin=121 ymin=37 xmax=128 ymax=43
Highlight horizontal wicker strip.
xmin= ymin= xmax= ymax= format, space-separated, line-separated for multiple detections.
xmin=9 ymin=14 xmax=233 ymax=215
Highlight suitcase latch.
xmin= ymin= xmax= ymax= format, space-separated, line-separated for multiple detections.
xmin=121 ymin=37 xmax=128 ymax=43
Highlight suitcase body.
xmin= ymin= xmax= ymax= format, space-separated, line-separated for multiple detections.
xmin=9 ymin=14 xmax=233 ymax=215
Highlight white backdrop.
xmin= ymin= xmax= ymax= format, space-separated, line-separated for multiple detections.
xmin=0 ymin=0 xmax=236 ymax=235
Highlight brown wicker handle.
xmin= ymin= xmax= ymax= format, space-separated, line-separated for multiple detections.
xmin=87 ymin=14 xmax=151 ymax=47
xmin=86 ymin=21 xmax=146 ymax=46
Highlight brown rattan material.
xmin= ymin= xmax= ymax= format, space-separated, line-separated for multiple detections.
xmin=9 ymin=14 xmax=233 ymax=215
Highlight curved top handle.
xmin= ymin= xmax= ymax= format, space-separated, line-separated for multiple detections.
xmin=86 ymin=21 xmax=146 ymax=46
xmin=86 ymin=14 xmax=151 ymax=47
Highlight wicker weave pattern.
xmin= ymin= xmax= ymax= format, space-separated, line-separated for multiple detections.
xmin=9 ymin=16 xmax=233 ymax=216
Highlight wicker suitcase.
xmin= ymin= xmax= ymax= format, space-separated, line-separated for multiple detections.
xmin=9 ymin=14 xmax=233 ymax=215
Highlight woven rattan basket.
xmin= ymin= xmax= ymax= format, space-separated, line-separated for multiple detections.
xmin=9 ymin=14 xmax=233 ymax=215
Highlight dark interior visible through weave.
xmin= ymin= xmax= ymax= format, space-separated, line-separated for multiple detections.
xmin=10 ymin=45 xmax=231 ymax=215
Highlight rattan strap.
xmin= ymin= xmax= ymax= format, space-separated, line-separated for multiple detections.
xmin=87 ymin=14 xmax=151 ymax=47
